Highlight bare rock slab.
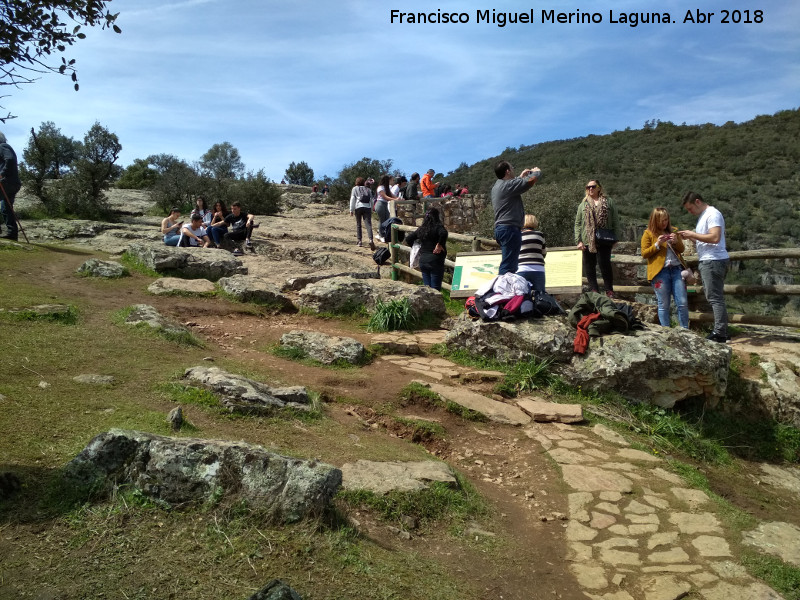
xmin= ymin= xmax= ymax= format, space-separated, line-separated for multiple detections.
xmin=561 ymin=464 xmax=634 ymax=493
xmin=280 ymin=330 xmax=365 ymax=365
xmin=516 ymin=398 xmax=584 ymax=423
xmin=63 ymin=429 xmax=341 ymax=522
xmin=742 ymin=521 xmax=800 ymax=566
xmin=124 ymin=304 xmax=190 ymax=336
xmin=148 ymin=277 xmax=215 ymax=295
xmin=127 ymin=241 xmax=247 ymax=280
xmin=218 ymin=275 xmax=295 ymax=310
xmin=699 ymin=580 xmax=784 ymax=600
xmin=183 ymin=366 xmax=312 ymax=414
xmin=422 ymin=382 xmax=531 ymax=425
xmin=298 ymin=276 xmax=445 ymax=316
xmin=340 ymin=460 xmax=456 ymax=494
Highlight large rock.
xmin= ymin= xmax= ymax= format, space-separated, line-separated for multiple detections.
xmin=62 ymin=429 xmax=342 ymax=521
xmin=445 ymin=317 xmax=730 ymax=407
xmin=297 ymin=276 xmax=445 ymax=316
xmin=218 ymin=275 xmax=296 ymax=310
xmin=124 ymin=304 xmax=190 ymax=337
xmin=247 ymin=580 xmax=303 ymax=600
xmin=280 ymin=330 xmax=365 ymax=365
xmin=445 ymin=316 xmax=575 ymax=363
xmin=560 ymin=326 xmax=730 ymax=408
xmin=147 ymin=277 xmax=216 ymax=295
xmin=76 ymin=258 xmax=127 ymax=278
xmin=183 ymin=366 xmax=313 ymax=414
xmin=341 ymin=460 xmax=457 ymax=494
xmin=127 ymin=241 xmax=247 ymax=280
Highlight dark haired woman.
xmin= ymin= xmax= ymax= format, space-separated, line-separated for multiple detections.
xmin=405 ymin=207 xmax=448 ymax=290
xmin=574 ymin=179 xmax=619 ymax=297
xmin=375 ymin=174 xmax=400 ymax=242
xmin=192 ymin=196 xmax=213 ymax=227
xmin=641 ymin=207 xmax=689 ymax=328
xmin=208 ymin=200 xmax=229 ymax=247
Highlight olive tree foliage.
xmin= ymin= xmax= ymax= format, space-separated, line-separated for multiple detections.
xmin=19 ymin=121 xmax=79 ymax=206
xmin=147 ymin=154 xmax=201 ymax=213
xmin=43 ymin=121 xmax=122 ymax=218
xmin=227 ymin=169 xmax=282 ymax=216
xmin=328 ymin=157 xmax=394 ymax=205
xmin=199 ymin=142 xmax=244 ymax=181
xmin=116 ymin=158 xmax=159 ymax=189
xmin=476 ymin=181 xmax=582 ymax=248
xmin=0 ymin=1 xmax=121 ymax=122
xmin=284 ymin=161 xmax=314 ymax=186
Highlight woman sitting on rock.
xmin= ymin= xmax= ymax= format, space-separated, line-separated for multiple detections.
xmin=208 ymin=200 xmax=229 ymax=247
xmin=191 ymin=196 xmax=213 ymax=227
xmin=161 ymin=207 xmax=183 ymax=246
xmin=641 ymin=206 xmax=689 ymax=329
xmin=405 ymin=207 xmax=448 ymax=291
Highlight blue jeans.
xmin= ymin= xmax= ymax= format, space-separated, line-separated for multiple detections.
xmin=209 ymin=225 xmax=227 ymax=245
xmin=163 ymin=233 xmax=181 ymax=246
xmin=518 ymin=270 xmax=546 ymax=293
xmin=494 ymin=225 xmax=521 ymax=275
xmin=422 ymin=268 xmax=444 ymax=290
xmin=698 ymin=259 xmax=729 ymax=337
xmin=652 ymin=265 xmax=689 ymax=329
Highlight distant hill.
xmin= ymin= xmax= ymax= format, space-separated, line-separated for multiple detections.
xmin=446 ymin=108 xmax=800 ymax=251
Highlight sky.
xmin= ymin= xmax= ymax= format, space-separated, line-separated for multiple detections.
xmin=2 ymin=0 xmax=799 ymax=182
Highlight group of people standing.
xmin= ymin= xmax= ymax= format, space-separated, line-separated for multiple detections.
xmin=491 ymin=162 xmax=729 ymax=341
xmin=161 ymin=197 xmax=255 ymax=255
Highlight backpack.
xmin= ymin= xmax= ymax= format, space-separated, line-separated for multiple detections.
xmin=380 ymin=217 xmax=405 ymax=242
xmin=358 ymin=187 xmax=373 ymax=206
xmin=372 ymin=247 xmax=391 ymax=265
xmin=531 ymin=290 xmax=566 ymax=316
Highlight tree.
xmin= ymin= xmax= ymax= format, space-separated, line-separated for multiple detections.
xmin=147 ymin=154 xmax=200 ymax=212
xmin=116 ymin=158 xmax=158 ymax=189
xmin=19 ymin=121 xmax=78 ymax=207
xmin=199 ymin=142 xmax=244 ymax=181
xmin=284 ymin=161 xmax=314 ymax=186
xmin=328 ymin=156 xmax=394 ymax=205
xmin=227 ymin=169 xmax=282 ymax=216
xmin=1 ymin=1 xmax=122 ymax=121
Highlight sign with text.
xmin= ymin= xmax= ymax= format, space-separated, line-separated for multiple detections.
xmin=450 ymin=248 xmax=583 ymax=297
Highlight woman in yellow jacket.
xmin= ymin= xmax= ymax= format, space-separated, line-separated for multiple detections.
xmin=641 ymin=207 xmax=690 ymax=329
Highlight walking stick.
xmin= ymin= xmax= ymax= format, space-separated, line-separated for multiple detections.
xmin=0 ymin=179 xmax=29 ymax=244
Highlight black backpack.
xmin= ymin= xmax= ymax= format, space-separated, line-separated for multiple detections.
xmin=372 ymin=247 xmax=391 ymax=265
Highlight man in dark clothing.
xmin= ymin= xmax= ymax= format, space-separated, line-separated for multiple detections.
xmin=0 ymin=132 xmax=21 ymax=241
xmin=491 ymin=161 xmax=540 ymax=275
xmin=223 ymin=201 xmax=255 ymax=254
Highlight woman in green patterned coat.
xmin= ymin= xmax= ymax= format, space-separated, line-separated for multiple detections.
xmin=574 ymin=179 xmax=620 ymax=298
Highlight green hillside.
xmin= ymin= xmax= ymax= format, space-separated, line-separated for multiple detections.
xmin=447 ymin=108 xmax=800 ymax=251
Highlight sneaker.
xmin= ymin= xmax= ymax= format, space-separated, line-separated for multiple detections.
xmin=369 ymin=241 xmax=376 ymax=251
xmin=377 ymin=235 xmax=385 ymax=243
xmin=245 ymin=239 xmax=253 ymax=248
xmin=706 ymin=333 xmax=728 ymax=343
xmin=232 ymin=248 xmax=243 ymax=257
xmin=356 ymin=241 xmax=362 ymax=247
xmin=605 ymin=290 xmax=617 ymax=299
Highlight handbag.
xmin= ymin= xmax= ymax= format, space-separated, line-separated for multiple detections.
xmin=595 ymin=228 xmax=617 ymax=243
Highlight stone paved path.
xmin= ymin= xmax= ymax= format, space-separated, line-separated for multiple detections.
xmin=526 ymin=422 xmax=785 ymax=600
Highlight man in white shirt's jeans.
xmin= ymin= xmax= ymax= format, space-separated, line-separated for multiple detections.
xmin=679 ymin=191 xmax=729 ymax=343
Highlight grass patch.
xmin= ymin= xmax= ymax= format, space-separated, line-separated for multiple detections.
xmin=0 ymin=303 xmax=79 ymax=325
xmin=367 ymin=298 xmax=418 ymax=332
xmin=495 ymin=357 xmax=554 ymax=397
xmin=119 ymin=251 xmax=160 ymax=277
xmin=158 ymin=382 xmax=219 ymax=408
xmin=441 ymin=288 xmax=466 ymax=317
xmin=338 ymin=471 xmax=488 ymax=531
xmin=741 ymin=551 xmax=800 ymax=600
xmin=394 ymin=416 xmax=447 ymax=440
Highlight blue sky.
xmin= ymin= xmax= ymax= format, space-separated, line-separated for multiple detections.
xmin=3 ymin=0 xmax=798 ymax=181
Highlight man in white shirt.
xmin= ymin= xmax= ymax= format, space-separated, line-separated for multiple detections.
xmin=679 ymin=191 xmax=729 ymax=343
xmin=181 ymin=214 xmax=212 ymax=247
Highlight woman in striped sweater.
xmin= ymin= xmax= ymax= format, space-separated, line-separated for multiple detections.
xmin=516 ymin=214 xmax=547 ymax=292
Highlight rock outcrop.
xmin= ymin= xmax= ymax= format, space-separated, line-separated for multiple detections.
xmin=445 ymin=316 xmax=731 ymax=407
xmin=124 ymin=304 xmax=191 ymax=337
xmin=297 ymin=276 xmax=445 ymax=316
xmin=280 ymin=330 xmax=365 ymax=365
xmin=63 ymin=429 xmax=342 ymax=521
xmin=127 ymin=242 xmax=247 ymax=280
xmin=76 ymin=258 xmax=127 ymax=278
xmin=218 ymin=275 xmax=296 ymax=310
xmin=182 ymin=366 xmax=313 ymax=415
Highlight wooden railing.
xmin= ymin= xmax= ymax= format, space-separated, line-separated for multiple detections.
xmin=387 ymin=223 xmax=800 ymax=326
